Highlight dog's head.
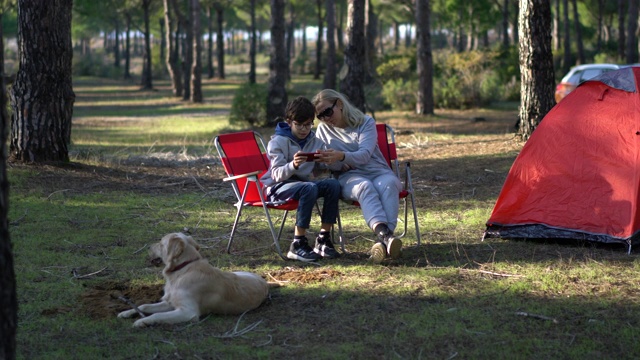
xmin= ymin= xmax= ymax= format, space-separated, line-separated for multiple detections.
xmin=150 ymin=232 xmax=202 ymax=272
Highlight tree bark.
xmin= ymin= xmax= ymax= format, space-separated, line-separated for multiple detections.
xmin=562 ymin=0 xmax=571 ymax=73
xmin=190 ymin=0 xmax=202 ymax=103
xmin=340 ymin=0 xmax=366 ymax=112
xmin=140 ymin=0 xmax=153 ymax=90
xmin=416 ymin=0 xmax=434 ymax=115
xmin=124 ymin=13 xmax=132 ymax=80
xmin=503 ymin=0 xmax=511 ymax=48
xmin=267 ymin=0 xmax=288 ymax=125
xmin=518 ymin=0 xmax=555 ymax=141
xmin=571 ymin=0 xmax=584 ymax=64
xmin=618 ymin=0 xmax=625 ymax=61
xmin=323 ymin=0 xmax=337 ymax=89
xmin=206 ymin=6 xmax=214 ymax=79
xmin=626 ymin=0 xmax=639 ymax=64
xmin=249 ymin=0 xmax=257 ymax=84
xmin=314 ymin=0 xmax=324 ymax=80
xmin=10 ymin=0 xmax=75 ymax=163
xmin=163 ymin=0 xmax=183 ymax=96
xmin=364 ymin=0 xmax=378 ymax=84
xmin=215 ymin=5 xmax=225 ymax=79
xmin=0 ymin=42 xmax=16 ymax=360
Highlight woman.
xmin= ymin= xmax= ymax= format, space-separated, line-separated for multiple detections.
xmin=312 ymin=89 xmax=402 ymax=263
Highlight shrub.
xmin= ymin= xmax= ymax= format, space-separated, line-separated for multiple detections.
xmin=381 ymin=79 xmax=416 ymax=111
xmin=229 ymin=82 xmax=267 ymax=126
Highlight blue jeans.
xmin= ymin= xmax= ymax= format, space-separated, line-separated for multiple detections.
xmin=268 ymin=178 xmax=340 ymax=229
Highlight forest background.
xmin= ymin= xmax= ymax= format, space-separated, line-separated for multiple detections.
xmin=2 ymin=0 xmax=640 ymax=359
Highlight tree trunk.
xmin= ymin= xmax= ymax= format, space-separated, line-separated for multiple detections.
xmin=286 ymin=3 xmax=295 ymax=75
xmin=364 ymin=0 xmax=377 ymax=84
xmin=562 ymin=0 xmax=571 ymax=73
xmin=323 ymin=0 xmax=337 ymax=89
xmin=124 ymin=13 xmax=132 ymax=79
xmin=10 ymin=0 xmax=75 ymax=163
xmin=163 ymin=0 xmax=183 ymax=96
xmin=114 ymin=21 xmax=121 ymax=67
xmin=518 ymin=0 xmax=555 ymax=141
xmin=190 ymin=0 xmax=202 ymax=103
xmin=553 ymin=0 xmax=560 ymax=50
xmin=267 ymin=0 xmax=288 ymax=125
xmin=215 ymin=5 xmax=225 ymax=79
xmin=340 ymin=0 xmax=366 ymax=112
xmin=315 ymin=0 xmax=324 ymax=80
xmin=249 ymin=0 xmax=257 ymax=83
xmin=503 ymin=0 xmax=511 ymax=48
xmin=0 ymin=45 xmax=16 ymax=360
xmin=416 ymin=0 xmax=434 ymax=115
xmin=618 ymin=0 xmax=626 ymax=61
xmin=627 ymin=0 xmax=639 ymax=64
xmin=140 ymin=0 xmax=153 ymax=90
xmin=571 ymin=0 xmax=584 ymax=64
xmin=207 ymin=6 xmax=214 ymax=79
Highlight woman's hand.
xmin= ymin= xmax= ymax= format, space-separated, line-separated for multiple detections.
xmin=317 ymin=149 xmax=345 ymax=164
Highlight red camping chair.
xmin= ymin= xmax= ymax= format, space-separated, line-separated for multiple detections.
xmin=214 ymin=130 xmax=344 ymax=260
xmin=338 ymin=124 xmax=421 ymax=245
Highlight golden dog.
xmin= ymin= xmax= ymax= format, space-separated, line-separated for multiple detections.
xmin=118 ymin=232 xmax=270 ymax=327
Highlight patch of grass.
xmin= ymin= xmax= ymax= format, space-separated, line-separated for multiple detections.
xmin=9 ymin=76 xmax=640 ymax=359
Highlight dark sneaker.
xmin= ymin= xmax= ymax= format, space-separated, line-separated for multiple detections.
xmin=376 ymin=228 xmax=402 ymax=260
xmin=370 ymin=242 xmax=386 ymax=263
xmin=386 ymin=236 xmax=402 ymax=259
xmin=314 ymin=234 xmax=340 ymax=259
xmin=287 ymin=237 xmax=321 ymax=262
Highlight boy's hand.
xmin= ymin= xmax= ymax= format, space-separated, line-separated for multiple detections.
xmin=293 ymin=152 xmax=310 ymax=169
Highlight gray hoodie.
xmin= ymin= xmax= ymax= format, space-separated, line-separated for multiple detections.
xmin=260 ymin=122 xmax=329 ymax=194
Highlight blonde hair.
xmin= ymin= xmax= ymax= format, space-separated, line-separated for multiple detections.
xmin=311 ymin=89 xmax=365 ymax=128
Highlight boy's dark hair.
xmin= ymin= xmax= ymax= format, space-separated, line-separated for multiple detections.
xmin=285 ymin=96 xmax=315 ymax=123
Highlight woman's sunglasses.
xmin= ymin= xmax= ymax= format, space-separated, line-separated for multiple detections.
xmin=317 ymin=99 xmax=338 ymax=120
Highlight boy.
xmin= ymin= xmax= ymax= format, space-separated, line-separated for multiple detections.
xmin=260 ymin=96 xmax=341 ymax=262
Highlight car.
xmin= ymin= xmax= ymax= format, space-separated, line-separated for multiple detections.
xmin=554 ymin=63 xmax=621 ymax=103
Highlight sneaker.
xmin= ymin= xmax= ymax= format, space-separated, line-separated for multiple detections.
xmin=314 ymin=233 xmax=340 ymax=259
xmin=386 ymin=236 xmax=402 ymax=260
xmin=370 ymin=242 xmax=386 ymax=264
xmin=287 ymin=237 xmax=321 ymax=262
xmin=376 ymin=228 xmax=402 ymax=260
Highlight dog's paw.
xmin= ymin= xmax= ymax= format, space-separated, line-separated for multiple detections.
xmin=132 ymin=319 xmax=150 ymax=328
xmin=117 ymin=309 xmax=137 ymax=319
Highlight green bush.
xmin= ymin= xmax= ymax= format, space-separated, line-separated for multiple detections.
xmin=432 ymin=50 xmax=503 ymax=109
xmin=377 ymin=57 xmax=412 ymax=83
xmin=381 ymin=78 xmax=416 ymax=111
xmin=73 ymin=49 xmax=119 ymax=78
xmin=229 ymin=82 xmax=267 ymax=126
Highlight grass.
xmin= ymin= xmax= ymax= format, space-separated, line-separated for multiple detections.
xmin=10 ymin=73 xmax=640 ymax=359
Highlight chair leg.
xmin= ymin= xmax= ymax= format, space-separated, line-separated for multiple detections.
xmin=405 ymin=167 xmax=421 ymax=245
xmin=409 ymin=192 xmax=421 ymax=245
xmin=227 ymin=204 xmax=244 ymax=254
xmin=335 ymin=210 xmax=346 ymax=253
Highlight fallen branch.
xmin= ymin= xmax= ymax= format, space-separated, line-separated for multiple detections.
xmin=72 ymin=267 xmax=108 ymax=279
xmin=515 ymin=311 xmax=558 ymax=323
xmin=117 ymin=296 xmax=146 ymax=318
xmin=132 ymin=244 xmax=148 ymax=254
xmin=9 ymin=209 xmax=28 ymax=226
xmin=214 ymin=311 xmax=262 ymax=338
xmin=475 ymin=269 xmax=523 ymax=278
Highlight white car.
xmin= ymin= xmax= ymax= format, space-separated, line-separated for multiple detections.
xmin=554 ymin=63 xmax=621 ymax=103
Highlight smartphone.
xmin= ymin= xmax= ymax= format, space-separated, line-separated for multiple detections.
xmin=298 ymin=152 xmax=319 ymax=162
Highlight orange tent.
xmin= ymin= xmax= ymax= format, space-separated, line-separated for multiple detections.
xmin=485 ymin=66 xmax=640 ymax=253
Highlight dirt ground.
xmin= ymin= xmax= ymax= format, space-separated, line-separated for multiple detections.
xmin=20 ymin=107 xmax=521 ymax=321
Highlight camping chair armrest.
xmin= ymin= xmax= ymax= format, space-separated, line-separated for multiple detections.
xmin=223 ymin=170 xmax=262 ymax=182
